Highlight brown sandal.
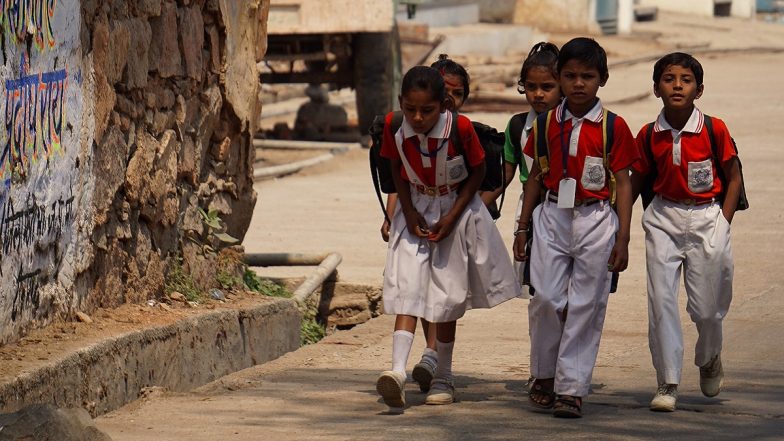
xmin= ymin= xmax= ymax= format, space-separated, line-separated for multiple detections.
xmin=553 ymin=395 xmax=582 ymax=418
xmin=528 ymin=378 xmax=556 ymax=409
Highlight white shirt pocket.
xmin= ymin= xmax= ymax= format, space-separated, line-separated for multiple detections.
xmin=581 ymin=156 xmax=605 ymax=191
xmin=446 ymin=155 xmax=468 ymax=185
xmin=688 ymin=159 xmax=713 ymax=193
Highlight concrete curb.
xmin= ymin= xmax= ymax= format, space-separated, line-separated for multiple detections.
xmin=0 ymin=299 xmax=301 ymax=417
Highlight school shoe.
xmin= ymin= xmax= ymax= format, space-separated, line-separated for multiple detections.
xmin=425 ymin=377 xmax=455 ymax=405
xmin=650 ymin=383 xmax=678 ymax=412
xmin=376 ymin=370 xmax=406 ymax=411
xmin=700 ymin=353 xmax=724 ymax=397
xmin=412 ymin=356 xmax=437 ymax=392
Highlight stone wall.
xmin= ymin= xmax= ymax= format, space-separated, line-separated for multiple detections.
xmin=0 ymin=0 xmax=268 ymax=344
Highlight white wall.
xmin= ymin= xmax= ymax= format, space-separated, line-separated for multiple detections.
xmin=639 ymin=0 xmax=756 ymax=18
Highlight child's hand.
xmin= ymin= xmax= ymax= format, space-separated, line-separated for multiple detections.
xmin=513 ymin=232 xmax=528 ymax=261
xmin=428 ymin=214 xmax=456 ymax=242
xmin=404 ymin=210 xmax=429 ymax=238
xmin=380 ymin=219 xmax=391 ymax=242
xmin=607 ymin=241 xmax=629 ymax=272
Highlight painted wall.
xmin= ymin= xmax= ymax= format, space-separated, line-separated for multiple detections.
xmin=0 ymin=0 xmax=267 ymax=344
xmin=0 ymin=0 xmax=91 ymax=342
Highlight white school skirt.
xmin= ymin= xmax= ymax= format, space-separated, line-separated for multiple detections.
xmin=382 ymin=186 xmax=521 ymax=323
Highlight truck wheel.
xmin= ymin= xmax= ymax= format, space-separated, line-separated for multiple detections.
xmin=353 ymin=30 xmax=400 ymax=137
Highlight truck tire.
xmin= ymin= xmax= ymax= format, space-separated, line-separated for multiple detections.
xmin=353 ymin=30 xmax=401 ymax=137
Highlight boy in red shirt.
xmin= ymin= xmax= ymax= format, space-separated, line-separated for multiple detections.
xmin=513 ymin=37 xmax=638 ymax=418
xmin=631 ymin=52 xmax=742 ymax=412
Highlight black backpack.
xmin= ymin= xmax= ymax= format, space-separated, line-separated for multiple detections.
xmin=369 ymin=112 xmax=505 ymax=222
xmin=639 ymin=114 xmax=749 ymax=211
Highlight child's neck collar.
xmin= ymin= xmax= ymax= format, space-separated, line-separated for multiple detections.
xmin=565 ymin=98 xmax=599 ymax=119
xmin=662 ymin=105 xmax=695 ymax=131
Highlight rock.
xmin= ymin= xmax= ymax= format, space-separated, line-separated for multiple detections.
xmin=210 ymin=289 xmax=225 ymax=301
xmin=179 ymin=5 xmax=204 ymax=80
xmin=169 ymin=292 xmax=187 ymax=302
xmin=0 ymin=404 xmax=112 ymax=441
xmin=106 ymin=20 xmax=131 ymax=84
xmin=207 ymin=25 xmax=221 ymax=73
xmin=92 ymin=127 xmax=129 ymax=225
xmin=212 ymin=137 xmax=230 ymax=162
xmin=135 ymin=0 xmax=162 ymax=17
xmin=124 ymin=18 xmax=152 ymax=88
xmin=149 ymin=2 xmax=183 ymax=78
xmin=159 ymin=303 xmax=171 ymax=311
xmin=75 ymin=312 xmax=93 ymax=324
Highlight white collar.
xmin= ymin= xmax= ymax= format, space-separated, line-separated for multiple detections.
xmin=654 ymin=106 xmax=704 ymax=134
xmin=524 ymin=110 xmax=537 ymax=133
xmin=556 ymin=98 xmax=604 ymax=123
xmin=401 ymin=111 xmax=452 ymax=139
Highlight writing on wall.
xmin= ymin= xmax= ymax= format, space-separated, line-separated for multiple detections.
xmin=0 ymin=0 xmax=58 ymax=51
xmin=0 ymin=60 xmax=66 ymax=187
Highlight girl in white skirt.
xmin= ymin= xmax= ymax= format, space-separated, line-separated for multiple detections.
xmin=375 ymin=66 xmax=520 ymax=412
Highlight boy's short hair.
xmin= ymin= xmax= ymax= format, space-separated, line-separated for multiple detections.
xmin=557 ymin=37 xmax=608 ymax=80
xmin=653 ymin=52 xmax=704 ymax=86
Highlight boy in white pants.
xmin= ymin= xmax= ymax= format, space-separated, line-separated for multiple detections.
xmin=631 ymin=52 xmax=743 ymax=412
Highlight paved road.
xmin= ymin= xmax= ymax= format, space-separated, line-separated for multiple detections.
xmin=97 ymin=13 xmax=784 ymax=440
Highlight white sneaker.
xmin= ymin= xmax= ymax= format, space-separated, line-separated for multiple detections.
xmin=650 ymin=383 xmax=678 ymax=412
xmin=376 ymin=370 xmax=406 ymax=411
xmin=700 ymin=353 xmax=724 ymax=397
xmin=425 ymin=377 xmax=455 ymax=405
xmin=412 ymin=357 xmax=437 ymax=392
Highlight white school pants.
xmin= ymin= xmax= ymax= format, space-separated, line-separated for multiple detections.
xmin=528 ymin=198 xmax=618 ymax=397
xmin=643 ymin=196 xmax=733 ymax=385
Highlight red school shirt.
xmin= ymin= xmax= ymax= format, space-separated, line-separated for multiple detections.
xmin=523 ymin=99 xmax=639 ymax=200
xmin=380 ymin=111 xmax=485 ymax=186
xmin=633 ymin=107 xmax=736 ymax=201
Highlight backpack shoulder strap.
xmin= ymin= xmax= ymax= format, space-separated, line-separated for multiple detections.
xmin=532 ymin=110 xmax=552 ymax=176
xmin=390 ymin=111 xmax=403 ymax=136
xmin=602 ymin=109 xmax=617 ymax=205
xmin=449 ymin=111 xmax=464 ymax=157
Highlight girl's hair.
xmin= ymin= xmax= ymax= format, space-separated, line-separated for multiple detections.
xmin=430 ymin=54 xmax=470 ymax=101
xmin=653 ymin=52 xmax=704 ymax=86
xmin=558 ymin=37 xmax=608 ymax=80
xmin=401 ymin=65 xmax=446 ymax=102
xmin=517 ymin=42 xmax=559 ymax=94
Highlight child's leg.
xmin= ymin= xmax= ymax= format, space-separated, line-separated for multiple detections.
xmin=412 ymin=318 xmax=438 ymax=392
xmin=644 ymin=198 xmax=688 ymax=385
xmin=391 ymin=315 xmax=417 ymax=374
xmin=555 ymin=202 xmax=618 ymax=398
xmin=529 ymin=202 xmax=571 ymax=380
xmin=425 ymin=320 xmax=457 ymax=405
xmin=377 ymin=315 xmax=417 ymax=411
xmin=682 ymin=204 xmax=733 ymax=368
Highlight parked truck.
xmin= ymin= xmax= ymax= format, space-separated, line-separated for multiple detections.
xmin=263 ymin=0 xmax=406 ymax=135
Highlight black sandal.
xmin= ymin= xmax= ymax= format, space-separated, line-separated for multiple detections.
xmin=528 ymin=378 xmax=556 ymax=409
xmin=553 ymin=395 xmax=582 ymax=418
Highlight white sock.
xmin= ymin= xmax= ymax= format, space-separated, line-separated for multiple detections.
xmin=435 ymin=339 xmax=455 ymax=380
xmin=391 ymin=330 xmax=414 ymax=374
xmin=422 ymin=347 xmax=438 ymax=362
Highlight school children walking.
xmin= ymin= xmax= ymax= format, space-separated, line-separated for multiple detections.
xmin=376 ymin=66 xmax=520 ymax=413
xmin=491 ymin=42 xmax=562 ymax=295
xmin=512 ymin=37 xmax=638 ymax=418
xmin=631 ymin=52 xmax=743 ymax=412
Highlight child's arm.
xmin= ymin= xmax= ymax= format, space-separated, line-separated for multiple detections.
xmin=481 ymin=161 xmax=517 ymax=206
xmin=380 ymin=193 xmax=398 ymax=242
xmin=721 ymin=157 xmax=741 ymax=223
xmin=428 ymin=160 xmax=486 ymax=242
xmin=512 ymin=161 xmax=543 ymax=262
xmin=608 ymin=168 xmax=632 ymax=272
xmin=389 ymin=157 xmax=429 ymax=238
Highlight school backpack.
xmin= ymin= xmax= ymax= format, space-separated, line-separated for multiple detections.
xmin=368 ymin=111 xmax=506 ymax=222
xmin=639 ymin=115 xmax=749 ymax=211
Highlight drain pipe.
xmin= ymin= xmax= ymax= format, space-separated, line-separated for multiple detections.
xmin=244 ymin=252 xmax=342 ymax=303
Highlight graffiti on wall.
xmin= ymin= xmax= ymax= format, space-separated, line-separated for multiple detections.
xmin=0 ymin=0 xmax=59 ymax=51
xmin=0 ymin=0 xmax=83 ymax=335
xmin=1 ymin=56 xmax=66 ymax=187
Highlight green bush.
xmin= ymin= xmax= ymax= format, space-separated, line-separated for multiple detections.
xmin=243 ymin=270 xmax=291 ymax=298
xmin=165 ymin=258 xmax=202 ymax=301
